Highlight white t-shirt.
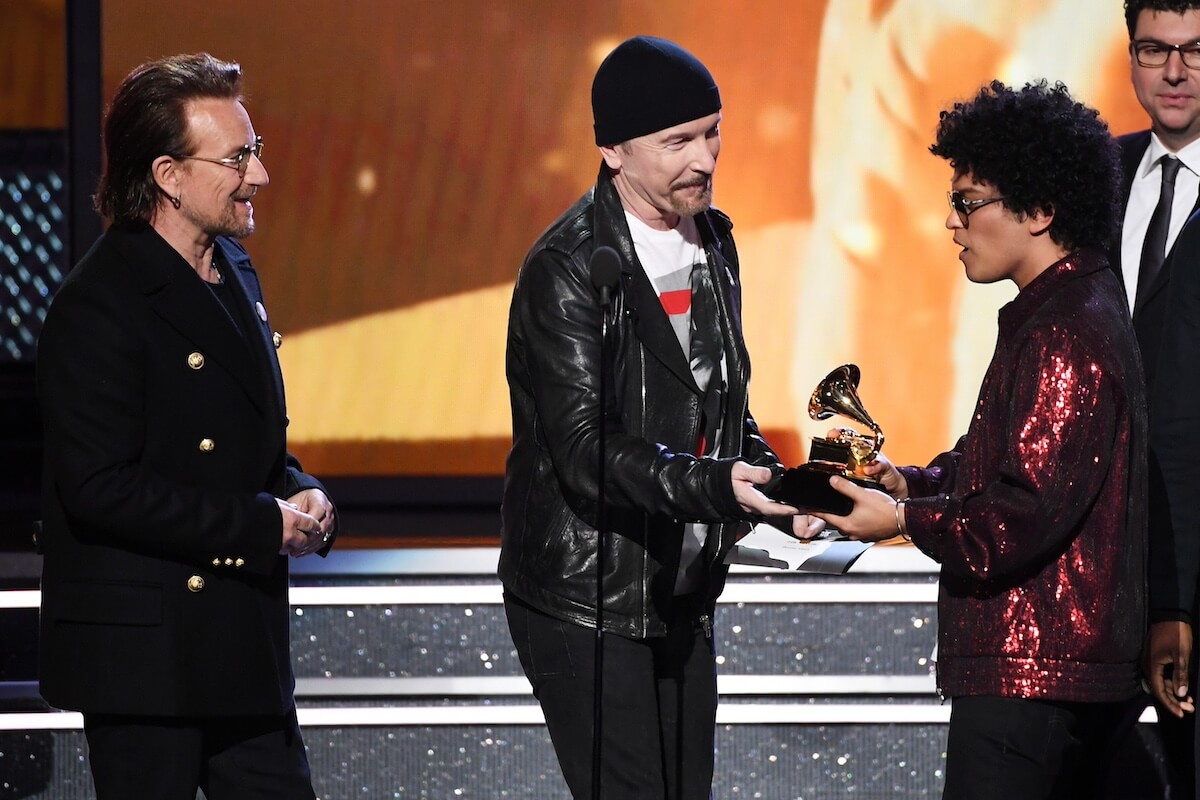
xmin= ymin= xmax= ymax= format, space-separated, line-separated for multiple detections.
xmin=625 ymin=211 xmax=718 ymax=596
xmin=626 ymin=211 xmax=704 ymax=354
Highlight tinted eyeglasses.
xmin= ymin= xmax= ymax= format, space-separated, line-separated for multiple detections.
xmin=175 ymin=136 xmax=264 ymax=178
xmin=947 ymin=191 xmax=1005 ymax=228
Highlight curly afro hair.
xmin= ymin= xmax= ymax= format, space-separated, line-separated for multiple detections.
xmin=1124 ymin=1 xmax=1200 ymax=38
xmin=929 ymin=79 xmax=1121 ymax=253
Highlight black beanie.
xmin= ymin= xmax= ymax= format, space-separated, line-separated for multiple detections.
xmin=591 ymin=36 xmax=721 ymax=146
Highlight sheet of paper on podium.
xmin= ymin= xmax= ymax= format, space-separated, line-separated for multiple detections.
xmin=724 ymin=525 xmax=873 ymax=574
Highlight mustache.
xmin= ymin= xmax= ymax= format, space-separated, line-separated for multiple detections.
xmin=671 ymin=175 xmax=711 ymax=191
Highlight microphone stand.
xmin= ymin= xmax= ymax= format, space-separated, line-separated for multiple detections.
xmin=587 ymin=245 xmax=620 ymax=800
xmin=591 ymin=285 xmax=611 ymax=800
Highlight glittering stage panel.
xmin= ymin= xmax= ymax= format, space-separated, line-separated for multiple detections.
xmin=0 ymin=546 xmax=1171 ymax=797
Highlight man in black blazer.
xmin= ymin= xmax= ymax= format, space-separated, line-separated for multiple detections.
xmin=1118 ymin=3 xmax=1200 ymax=797
xmin=36 ymin=53 xmax=336 ymax=800
xmin=1118 ymin=129 xmax=1200 ymax=388
xmin=1117 ymin=2 xmax=1200 ymax=381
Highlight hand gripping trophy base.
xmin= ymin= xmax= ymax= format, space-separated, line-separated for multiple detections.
xmin=774 ymin=458 xmax=884 ymax=516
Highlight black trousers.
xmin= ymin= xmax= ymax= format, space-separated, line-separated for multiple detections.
xmin=1102 ymin=689 xmax=1196 ymax=798
xmin=943 ymin=695 xmax=1127 ymax=800
xmin=505 ymin=592 xmax=717 ymax=800
xmin=1161 ymin=696 xmax=1199 ymax=799
xmin=83 ymin=709 xmax=315 ymax=800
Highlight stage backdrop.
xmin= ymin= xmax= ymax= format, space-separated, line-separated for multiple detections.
xmin=94 ymin=0 xmax=1146 ymax=477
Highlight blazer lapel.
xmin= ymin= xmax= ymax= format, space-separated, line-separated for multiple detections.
xmin=115 ymin=226 xmax=266 ymax=414
xmin=217 ymin=238 xmax=287 ymax=422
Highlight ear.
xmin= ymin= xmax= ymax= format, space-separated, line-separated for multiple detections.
xmin=1028 ymin=206 xmax=1054 ymax=236
xmin=151 ymin=155 xmax=181 ymax=201
xmin=599 ymin=144 xmax=623 ymax=171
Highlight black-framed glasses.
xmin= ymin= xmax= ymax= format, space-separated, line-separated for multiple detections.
xmin=1131 ymin=39 xmax=1200 ymax=69
xmin=175 ymin=136 xmax=264 ymax=178
xmin=947 ymin=191 xmax=1005 ymax=227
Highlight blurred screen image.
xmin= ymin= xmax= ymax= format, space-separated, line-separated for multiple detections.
xmin=95 ymin=0 xmax=1146 ymax=478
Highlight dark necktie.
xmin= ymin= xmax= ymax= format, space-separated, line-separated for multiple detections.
xmin=689 ymin=262 xmax=724 ymax=455
xmin=1137 ymin=155 xmax=1182 ymax=310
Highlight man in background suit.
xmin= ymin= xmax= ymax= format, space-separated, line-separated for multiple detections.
xmin=1119 ymin=3 xmax=1200 ymax=796
xmin=37 ymin=53 xmax=335 ymax=799
xmin=1118 ymin=2 xmax=1200 ymax=386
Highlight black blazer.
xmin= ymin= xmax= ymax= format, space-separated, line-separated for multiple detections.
xmin=37 ymin=224 xmax=329 ymax=716
xmin=1121 ymin=132 xmax=1200 ymax=620
xmin=1149 ymin=211 xmax=1200 ymax=618
xmin=1115 ymin=130 xmax=1200 ymax=388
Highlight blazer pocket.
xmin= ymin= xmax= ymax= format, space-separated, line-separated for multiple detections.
xmin=51 ymin=580 xmax=163 ymax=626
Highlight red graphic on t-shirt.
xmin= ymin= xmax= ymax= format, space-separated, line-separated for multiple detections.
xmin=659 ymin=289 xmax=691 ymax=315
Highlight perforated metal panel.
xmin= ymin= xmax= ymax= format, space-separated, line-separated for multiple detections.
xmin=0 ymin=132 xmax=68 ymax=363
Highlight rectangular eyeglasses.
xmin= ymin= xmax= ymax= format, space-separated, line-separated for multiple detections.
xmin=176 ymin=136 xmax=264 ymax=178
xmin=1131 ymin=39 xmax=1200 ymax=69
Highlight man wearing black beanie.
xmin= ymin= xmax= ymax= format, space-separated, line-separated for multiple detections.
xmin=502 ymin=35 xmax=816 ymax=799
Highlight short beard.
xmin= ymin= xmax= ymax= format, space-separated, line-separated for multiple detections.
xmin=183 ymin=198 xmax=255 ymax=239
xmin=668 ymin=177 xmax=713 ymax=217
xmin=221 ymin=208 xmax=254 ymax=239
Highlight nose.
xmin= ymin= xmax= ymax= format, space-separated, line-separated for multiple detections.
xmin=946 ymin=208 xmax=964 ymax=231
xmin=1165 ymin=49 xmax=1188 ymax=82
xmin=244 ymin=153 xmax=269 ymax=187
xmin=691 ymin=135 xmax=719 ymax=174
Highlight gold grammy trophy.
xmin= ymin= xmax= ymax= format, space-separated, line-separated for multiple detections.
xmin=772 ymin=364 xmax=886 ymax=514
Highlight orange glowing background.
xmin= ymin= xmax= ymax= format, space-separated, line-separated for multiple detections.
xmin=26 ymin=1 xmax=1152 ymax=476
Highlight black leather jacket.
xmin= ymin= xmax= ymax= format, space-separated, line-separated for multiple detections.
xmin=500 ymin=165 xmax=782 ymax=639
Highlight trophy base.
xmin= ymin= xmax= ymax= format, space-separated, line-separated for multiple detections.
xmin=772 ymin=463 xmax=883 ymax=515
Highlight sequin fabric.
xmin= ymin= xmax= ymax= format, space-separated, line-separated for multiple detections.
xmin=899 ymin=248 xmax=1147 ymax=702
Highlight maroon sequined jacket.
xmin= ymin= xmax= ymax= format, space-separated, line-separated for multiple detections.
xmin=900 ymin=249 xmax=1147 ymax=703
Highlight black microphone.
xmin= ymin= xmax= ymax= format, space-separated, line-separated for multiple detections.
xmin=589 ymin=246 xmax=621 ymax=307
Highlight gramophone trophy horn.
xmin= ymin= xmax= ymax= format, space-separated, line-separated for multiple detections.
xmin=807 ymin=364 xmax=884 ymax=470
xmin=771 ymin=364 xmax=886 ymax=515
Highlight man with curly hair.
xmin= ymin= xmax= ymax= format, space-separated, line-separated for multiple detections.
xmin=811 ymin=80 xmax=1147 ymax=799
